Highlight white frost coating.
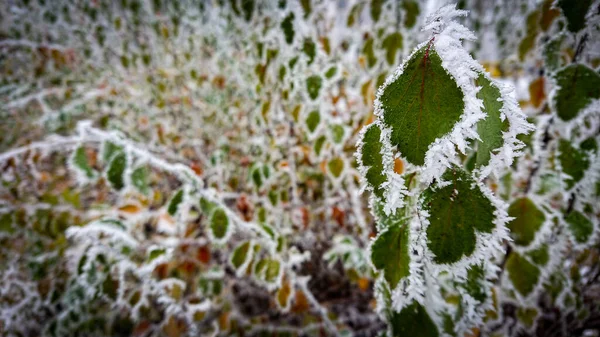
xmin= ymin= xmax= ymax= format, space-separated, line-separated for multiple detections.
xmin=230 ymin=240 xmax=255 ymax=277
xmin=379 ymin=124 xmax=409 ymax=215
xmin=420 ymin=9 xmax=485 ymax=185
xmin=389 ymin=207 xmax=427 ymax=312
xmin=354 ymin=120 xmax=409 ymax=216
xmin=473 ymin=74 xmax=535 ymax=180
xmin=66 ymin=220 xmax=138 ymax=248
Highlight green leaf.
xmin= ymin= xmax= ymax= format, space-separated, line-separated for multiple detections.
xmin=380 ymin=44 xmax=464 ymax=166
xmin=553 ymin=64 xmax=600 ymax=121
xmin=148 ymin=247 xmax=166 ymax=261
xmin=251 ymin=167 xmax=263 ymax=188
xmin=506 ymin=252 xmax=540 ymax=297
xmin=325 ymin=66 xmax=337 ymax=79
xmin=390 ymin=302 xmax=439 ymax=337
xmin=347 ymin=3 xmax=363 ymax=26
xmin=200 ymin=197 xmax=216 ymax=214
xmin=0 ymin=213 xmax=14 ymax=234
xmin=210 ymin=208 xmax=229 ymax=240
xmin=329 ymin=125 xmax=345 ymax=144
xmin=241 ymin=0 xmax=255 ymax=21
xmin=303 ymin=39 xmax=316 ymax=65
xmin=362 ymin=38 xmax=377 ymax=68
xmin=421 ymin=168 xmax=495 ymax=264
xmin=507 ymin=198 xmax=545 ymax=246
xmin=102 ymin=141 xmax=123 ymax=163
xmin=370 ymin=0 xmax=383 ymax=22
xmin=314 ymin=135 xmax=326 ymax=156
xmin=131 ymin=166 xmax=149 ymax=194
xmin=565 ymin=211 xmax=593 ymax=244
xmin=264 ymin=258 xmax=280 ymax=283
xmin=475 ymin=74 xmax=509 ymax=167
xmin=306 ymin=75 xmax=322 ymax=100
xmin=300 ymin=0 xmax=311 ymax=17
xmin=526 ymin=244 xmax=550 ymax=266
xmin=305 ymin=110 xmax=320 ymax=133
xmin=255 ymin=257 xmax=281 ymax=283
xmin=580 ymin=137 xmax=598 ymax=151
xmin=543 ymin=34 xmax=565 ymax=73
xmin=517 ymin=307 xmax=538 ymax=328
xmin=107 ymin=152 xmax=127 ymax=190
xmin=382 ymin=32 xmax=403 ymax=65
xmin=167 ymin=189 xmax=184 ymax=216
xmin=461 ymin=264 xmax=487 ymax=302
xmin=557 ymin=0 xmax=592 ymax=32
xmin=559 ymin=139 xmax=590 ymax=189
xmin=231 ymin=241 xmax=251 ymax=269
xmin=402 ymin=1 xmax=420 ymax=28
xmin=73 ymin=146 xmax=94 ymax=178
xmin=360 ymin=124 xmax=386 ymax=198
xmin=281 ymin=13 xmax=295 ymax=44
xmin=518 ymin=10 xmax=540 ymax=61
xmin=371 ymin=220 xmax=410 ymax=288
xmin=328 ymin=157 xmax=344 ymax=178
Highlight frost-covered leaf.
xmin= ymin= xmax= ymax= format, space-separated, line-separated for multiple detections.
xmin=461 ymin=264 xmax=487 ymax=302
xmin=382 ymin=32 xmax=403 ymax=66
xmin=370 ymin=0 xmax=383 ymax=22
xmin=371 ymin=220 xmax=410 ymax=288
xmin=421 ymin=167 xmax=495 ymax=264
xmin=553 ymin=64 xmax=600 ymax=121
xmin=276 ymin=279 xmax=293 ymax=310
xmin=314 ymin=135 xmax=326 ymax=156
xmin=107 ymin=152 xmax=127 ymax=190
xmin=475 ymin=74 xmax=509 ymax=167
xmin=359 ymin=123 xmax=386 ymax=198
xmin=402 ymin=1 xmax=420 ymax=28
xmin=231 ymin=241 xmax=251 ymax=270
xmin=329 ymin=125 xmax=345 ymax=144
xmin=565 ymin=211 xmax=593 ymax=244
xmin=102 ymin=141 xmax=123 ymax=163
xmin=305 ymin=110 xmax=320 ymax=133
xmin=200 ymin=197 xmax=217 ymax=214
xmin=362 ymin=38 xmax=377 ymax=68
xmin=254 ymin=257 xmax=280 ymax=283
xmin=306 ymin=75 xmax=322 ymax=100
xmin=507 ymin=198 xmax=545 ymax=246
xmin=557 ymin=0 xmax=592 ymax=33
xmin=209 ymin=208 xmax=229 ymax=241
xmin=131 ymin=166 xmax=149 ymax=194
xmin=251 ymin=166 xmax=263 ymax=188
xmin=148 ymin=247 xmax=166 ymax=261
xmin=506 ymin=252 xmax=540 ymax=297
xmin=558 ymin=139 xmax=590 ymax=189
xmin=380 ymin=44 xmax=464 ymax=166
xmin=167 ymin=189 xmax=184 ymax=216
xmin=327 ymin=157 xmax=344 ymax=178
xmin=543 ymin=34 xmax=566 ymax=73
xmin=73 ymin=146 xmax=94 ymax=178
xmin=517 ymin=307 xmax=538 ymax=328
xmin=390 ymin=302 xmax=439 ymax=337
xmin=303 ymin=39 xmax=316 ymax=65
xmin=526 ymin=244 xmax=549 ymax=266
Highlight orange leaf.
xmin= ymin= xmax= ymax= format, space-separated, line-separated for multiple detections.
xmin=358 ymin=277 xmax=370 ymax=291
xmin=291 ymin=290 xmax=310 ymax=313
xmin=529 ymin=77 xmax=545 ymax=108
xmin=119 ymin=204 xmax=141 ymax=213
xmin=394 ymin=157 xmax=404 ymax=175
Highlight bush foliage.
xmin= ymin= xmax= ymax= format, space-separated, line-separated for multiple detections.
xmin=0 ymin=1 xmax=599 ymax=337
